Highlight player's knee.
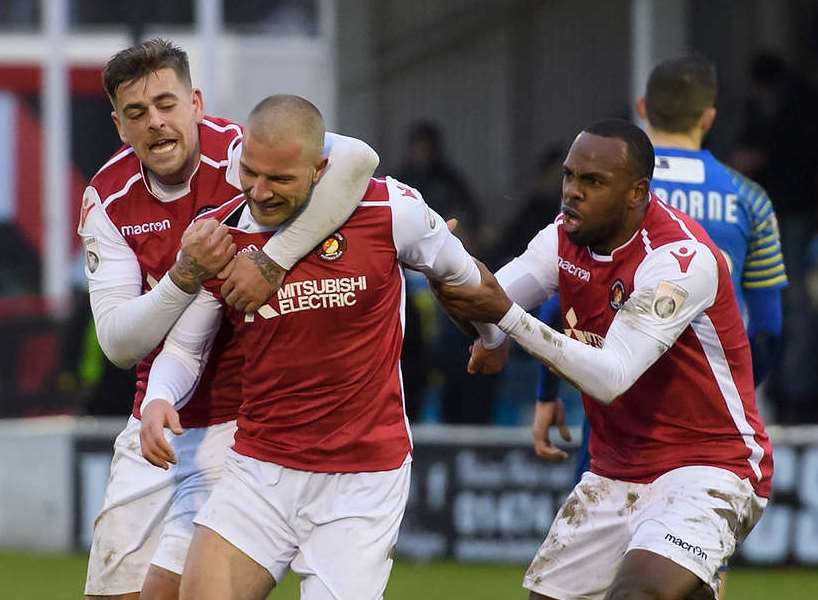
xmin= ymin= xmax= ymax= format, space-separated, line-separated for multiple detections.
xmin=141 ymin=565 xmax=181 ymax=600
xmin=85 ymin=595 xmax=141 ymax=600
xmin=179 ymin=571 xmax=203 ymax=600
xmin=606 ymin=575 xmax=668 ymax=600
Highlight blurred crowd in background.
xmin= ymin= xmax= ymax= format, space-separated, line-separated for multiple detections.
xmin=3 ymin=2 xmax=818 ymax=428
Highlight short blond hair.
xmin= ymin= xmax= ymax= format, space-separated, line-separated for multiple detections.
xmin=246 ymin=95 xmax=325 ymax=160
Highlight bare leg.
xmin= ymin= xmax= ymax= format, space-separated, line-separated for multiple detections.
xmin=141 ymin=565 xmax=181 ymax=600
xmin=717 ymin=571 xmax=727 ymax=600
xmin=604 ymin=549 xmax=706 ymax=600
xmin=179 ymin=525 xmax=274 ymax=600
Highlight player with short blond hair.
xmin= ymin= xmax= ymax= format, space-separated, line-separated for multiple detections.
xmin=140 ymin=95 xmax=489 ymax=600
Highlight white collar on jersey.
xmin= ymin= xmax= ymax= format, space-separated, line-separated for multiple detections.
xmin=142 ymin=157 xmax=203 ymax=203
xmin=144 ymin=166 xmax=193 ymax=202
xmin=236 ymin=204 xmax=278 ymax=233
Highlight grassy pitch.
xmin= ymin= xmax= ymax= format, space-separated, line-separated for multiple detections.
xmin=1 ymin=551 xmax=817 ymax=599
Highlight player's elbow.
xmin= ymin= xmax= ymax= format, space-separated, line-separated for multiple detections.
xmin=99 ymin=340 xmax=139 ymax=370
xmin=587 ymin=387 xmax=620 ymax=406
xmin=584 ymin=367 xmax=634 ymax=405
xmin=340 ymin=138 xmax=380 ymax=182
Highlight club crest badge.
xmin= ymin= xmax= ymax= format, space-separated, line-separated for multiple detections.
xmin=316 ymin=232 xmax=347 ymax=261
xmin=609 ymin=279 xmax=627 ymax=311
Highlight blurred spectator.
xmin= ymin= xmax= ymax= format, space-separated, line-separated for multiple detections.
xmin=0 ymin=222 xmax=40 ymax=294
xmin=491 ymin=144 xmax=564 ymax=266
xmin=731 ymin=52 xmax=818 ymax=422
xmin=731 ymin=51 xmax=818 ymax=280
xmin=397 ymin=121 xmax=483 ymax=252
xmin=396 ymin=120 xmax=497 ymax=423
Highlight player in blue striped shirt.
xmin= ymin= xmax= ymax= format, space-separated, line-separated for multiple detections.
xmin=534 ymin=56 xmax=787 ymax=487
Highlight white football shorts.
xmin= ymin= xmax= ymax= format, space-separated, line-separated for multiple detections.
xmin=524 ymin=465 xmax=766 ymax=600
xmin=194 ymin=449 xmax=411 ymax=600
xmin=84 ymin=415 xmax=237 ymax=596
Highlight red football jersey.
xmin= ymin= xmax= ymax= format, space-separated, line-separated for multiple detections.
xmin=201 ymin=179 xmax=413 ymax=473
xmin=88 ymin=117 xmax=244 ymax=427
xmin=556 ymin=195 xmax=773 ymax=497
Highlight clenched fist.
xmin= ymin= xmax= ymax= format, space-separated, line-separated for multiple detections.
xmin=170 ymin=219 xmax=237 ymax=293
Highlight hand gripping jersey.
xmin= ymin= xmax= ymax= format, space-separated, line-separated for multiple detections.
xmin=555 ymin=195 xmax=773 ymax=497
xmin=81 ymin=117 xmax=244 ymax=427
xmin=201 ymin=181 xmax=409 ymax=472
xmin=652 ymin=147 xmax=788 ymax=316
xmin=155 ymin=176 xmax=478 ymax=473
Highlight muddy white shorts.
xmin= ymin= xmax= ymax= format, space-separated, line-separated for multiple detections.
xmin=84 ymin=416 xmax=237 ymax=596
xmin=194 ymin=450 xmax=411 ymax=600
xmin=524 ymin=466 xmax=766 ymax=600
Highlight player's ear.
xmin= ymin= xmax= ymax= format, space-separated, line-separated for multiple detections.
xmin=110 ymin=110 xmax=128 ymax=144
xmin=699 ymin=107 xmax=716 ymax=135
xmin=631 ymin=177 xmax=650 ymax=207
xmin=312 ymin=157 xmax=329 ymax=184
xmin=191 ymin=88 xmax=204 ymax=123
xmin=635 ymin=96 xmax=648 ymax=121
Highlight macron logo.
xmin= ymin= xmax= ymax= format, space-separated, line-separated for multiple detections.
xmin=558 ymin=257 xmax=591 ymax=282
xmin=120 ymin=219 xmax=171 ymax=237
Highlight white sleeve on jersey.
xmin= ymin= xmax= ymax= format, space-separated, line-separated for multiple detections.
xmin=496 ymin=224 xmax=560 ymax=308
xmin=494 ymin=239 xmax=718 ymax=404
xmin=388 ymin=177 xmax=504 ymax=347
xmin=476 ymin=224 xmax=561 ymax=349
xmin=389 ymin=177 xmax=476 ymax=284
xmin=225 ymin=135 xmax=242 ymax=189
xmin=143 ymin=289 xmax=223 ymax=411
xmin=78 ymin=186 xmax=197 ymax=369
xmin=260 ymin=132 xmax=379 ymax=270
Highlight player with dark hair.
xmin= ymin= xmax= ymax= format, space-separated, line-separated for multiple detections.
xmin=639 ymin=55 xmax=786 ymax=381
xmin=80 ymin=39 xmax=379 ymax=600
xmin=437 ymin=119 xmax=771 ymax=599
xmin=533 ymin=57 xmax=786 ymax=496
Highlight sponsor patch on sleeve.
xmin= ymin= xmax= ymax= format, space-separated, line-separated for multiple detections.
xmin=425 ymin=206 xmax=438 ymax=231
xmin=652 ymin=280 xmax=688 ymax=319
xmin=83 ymin=236 xmax=100 ymax=273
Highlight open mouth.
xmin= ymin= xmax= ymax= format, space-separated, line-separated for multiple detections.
xmin=149 ymin=139 xmax=178 ymax=154
xmin=561 ymin=205 xmax=582 ymax=232
xmin=255 ymin=199 xmax=287 ymax=213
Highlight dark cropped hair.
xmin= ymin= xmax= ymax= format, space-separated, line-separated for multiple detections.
xmin=103 ymin=38 xmax=191 ymax=103
xmin=583 ymin=119 xmax=655 ymax=181
xmin=645 ymin=55 xmax=717 ymax=133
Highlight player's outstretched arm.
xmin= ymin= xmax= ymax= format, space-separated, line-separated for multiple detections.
xmin=220 ymin=133 xmax=379 ymax=313
xmin=436 ymin=242 xmax=719 ymax=404
xmin=465 ymin=223 xmax=563 ymax=363
xmin=389 ymin=178 xmax=509 ymax=353
xmin=79 ymin=188 xmax=232 ymax=368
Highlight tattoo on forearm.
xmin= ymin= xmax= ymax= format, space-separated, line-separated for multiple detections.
xmin=170 ymin=253 xmax=207 ymax=292
xmin=249 ymin=251 xmax=281 ymax=287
